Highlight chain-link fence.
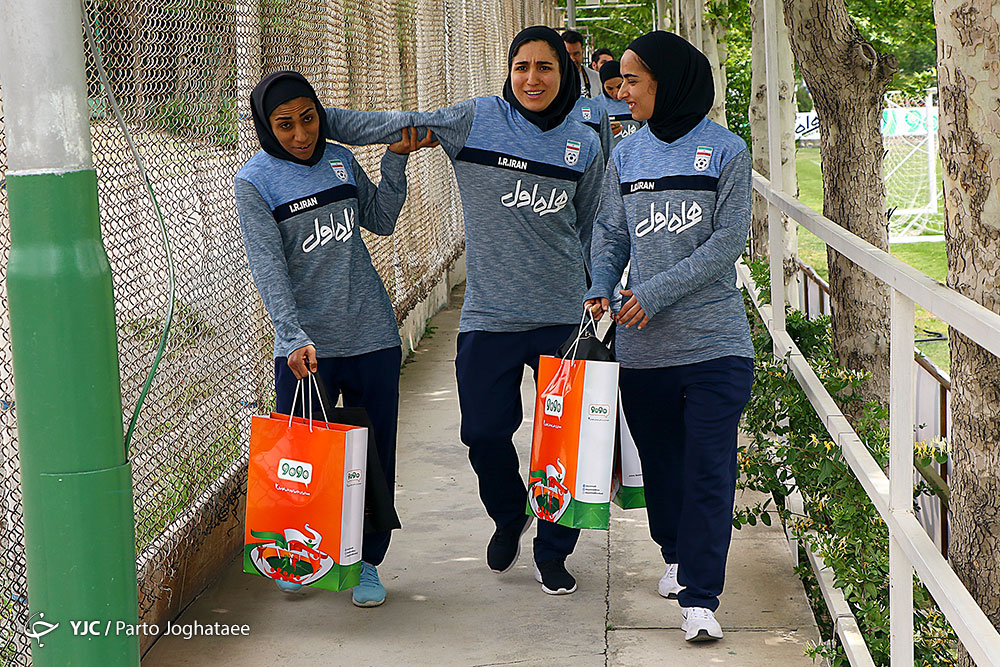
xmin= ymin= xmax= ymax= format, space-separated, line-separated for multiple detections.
xmin=0 ymin=1 xmax=557 ymax=663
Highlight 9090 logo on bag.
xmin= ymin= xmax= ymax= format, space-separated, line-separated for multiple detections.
xmin=346 ymin=469 xmax=362 ymax=487
xmin=587 ymin=403 xmax=610 ymax=421
xmin=278 ymin=458 xmax=313 ymax=485
xmin=544 ymin=394 xmax=564 ymax=418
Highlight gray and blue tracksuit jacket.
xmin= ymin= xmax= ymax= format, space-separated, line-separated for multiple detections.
xmin=235 ymin=134 xmax=407 ymax=359
xmin=585 ymin=117 xmax=755 ymax=368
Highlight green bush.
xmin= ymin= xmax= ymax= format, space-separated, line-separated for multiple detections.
xmin=738 ymin=259 xmax=956 ymax=666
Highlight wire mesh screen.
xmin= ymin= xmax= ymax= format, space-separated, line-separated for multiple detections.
xmin=0 ymin=0 xmax=554 ymax=662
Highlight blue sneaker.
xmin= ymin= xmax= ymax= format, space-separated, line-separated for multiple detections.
xmin=275 ymin=580 xmax=304 ymax=594
xmin=352 ymin=562 xmax=386 ymax=607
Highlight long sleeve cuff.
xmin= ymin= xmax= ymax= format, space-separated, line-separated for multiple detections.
xmin=380 ymin=148 xmax=409 ymax=177
xmin=630 ymin=281 xmax=660 ymax=319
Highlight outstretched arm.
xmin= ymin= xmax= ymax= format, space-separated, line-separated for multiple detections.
xmin=406 ymin=99 xmax=476 ymax=159
xmin=324 ymin=107 xmax=416 ymax=145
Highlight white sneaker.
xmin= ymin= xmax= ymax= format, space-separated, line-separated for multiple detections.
xmin=657 ymin=563 xmax=682 ymax=599
xmin=680 ymin=606 xmax=723 ymax=642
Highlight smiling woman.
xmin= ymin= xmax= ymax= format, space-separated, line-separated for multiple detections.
xmin=299 ymin=26 xmax=605 ymax=597
xmin=585 ymin=31 xmax=755 ymax=644
xmin=335 ymin=24 xmax=601 ymax=597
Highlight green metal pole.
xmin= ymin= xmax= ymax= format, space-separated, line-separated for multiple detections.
xmin=0 ymin=1 xmax=140 ymax=665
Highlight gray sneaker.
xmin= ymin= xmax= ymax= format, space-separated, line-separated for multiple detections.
xmin=658 ymin=563 xmax=682 ymax=599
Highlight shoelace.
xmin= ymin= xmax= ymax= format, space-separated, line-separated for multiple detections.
xmin=687 ymin=607 xmax=712 ymax=621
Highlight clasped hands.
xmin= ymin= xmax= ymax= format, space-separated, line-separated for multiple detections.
xmin=584 ymin=289 xmax=650 ymax=330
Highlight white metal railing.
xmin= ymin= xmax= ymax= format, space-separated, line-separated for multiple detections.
xmin=795 ymin=259 xmax=952 ymax=554
xmin=757 ymin=4 xmax=1000 ymax=657
xmin=740 ymin=263 xmax=878 ymax=664
xmin=747 ymin=164 xmax=1000 ymax=664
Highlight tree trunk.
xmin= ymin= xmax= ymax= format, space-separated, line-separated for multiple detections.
xmin=783 ymin=0 xmax=897 ymax=410
xmin=748 ymin=0 xmax=799 ymax=291
xmin=934 ymin=2 xmax=1000 ymax=663
xmin=702 ymin=14 xmax=728 ymax=127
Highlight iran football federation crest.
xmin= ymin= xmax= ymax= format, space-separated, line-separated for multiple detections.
xmin=329 ymin=159 xmax=348 ymax=182
xmin=564 ymin=139 xmax=581 ymax=166
xmin=694 ymin=146 xmax=713 ymax=172
xmin=582 ymin=106 xmax=592 ymax=121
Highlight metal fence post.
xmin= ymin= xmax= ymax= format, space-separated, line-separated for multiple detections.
xmin=0 ymin=1 xmax=139 ymax=664
xmin=890 ymin=289 xmax=916 ymax=665
xmin=763 ymin=0 xmax=785 ymax=334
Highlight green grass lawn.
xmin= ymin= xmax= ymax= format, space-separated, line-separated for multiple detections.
xmin=792 ymin=147 xmax=950 ymax=372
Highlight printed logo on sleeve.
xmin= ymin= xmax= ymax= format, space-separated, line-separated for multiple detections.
xmin=564 ymin=140 xmax=581 ymax=166
xmin=693 ymin=146 xmax=714 ymax=172
xmin=581 ymin=107 xmax=592 ymax=121
xmin=329 ymin=159 xmax=349 ymax=182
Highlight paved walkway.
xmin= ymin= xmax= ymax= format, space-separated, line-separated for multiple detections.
xmin=144 ymin=285 xmax=819 ymax=666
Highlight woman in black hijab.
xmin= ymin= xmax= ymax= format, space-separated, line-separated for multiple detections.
xmin=584 ymin=31 xmax=755 ymax=643
xmin=367 ymin=25 xmax=606 ymax=597
xmin=263 ymin=30 xmax=603 ymax=596
xmin=596 ymin=59 xmax=644 ymax=149
xmin=236 ymin=70 xmax=435 ymax=606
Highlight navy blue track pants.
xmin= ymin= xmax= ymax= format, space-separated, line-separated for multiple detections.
xmin=618 ymin=355 xmax=753 ymax=611
xmin=275 ymin=345 xmax=402 ymax=566
xmin=455 ymin=326 xmax=581 ymax=564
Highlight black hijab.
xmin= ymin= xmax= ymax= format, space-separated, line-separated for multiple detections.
xmin=502 ymin=26 xmax=580 ymax=132
xmin=598 ymin=60 xmax=622 ymax=99
xmin=250 ymin=70 xmax=330 ymax=166
xmin=626 ymin=31 xmax=713 ymax=144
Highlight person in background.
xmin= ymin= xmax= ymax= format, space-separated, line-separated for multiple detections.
xmin=235 ymin=70 xmax=436 ymax=608
xmin=571 ymin=94 xmax=612 ymax=166
xmin=597 ymin=60 xmax=644 ymax=150
xmin=562 ymin=29 xmax=601 ymax=98
xmin=584 ymin=32 xmax=755 ymax=643
xmin=590 ymin=48 xmax=614 ymax=72
xmin=572 ymin=59 xmax=647 ymax=163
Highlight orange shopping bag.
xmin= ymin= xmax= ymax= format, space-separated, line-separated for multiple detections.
xmin=244 ymin=377 xmax=367 ymax=591
xmin=527 ymin=316 xmax=619 ymax=529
